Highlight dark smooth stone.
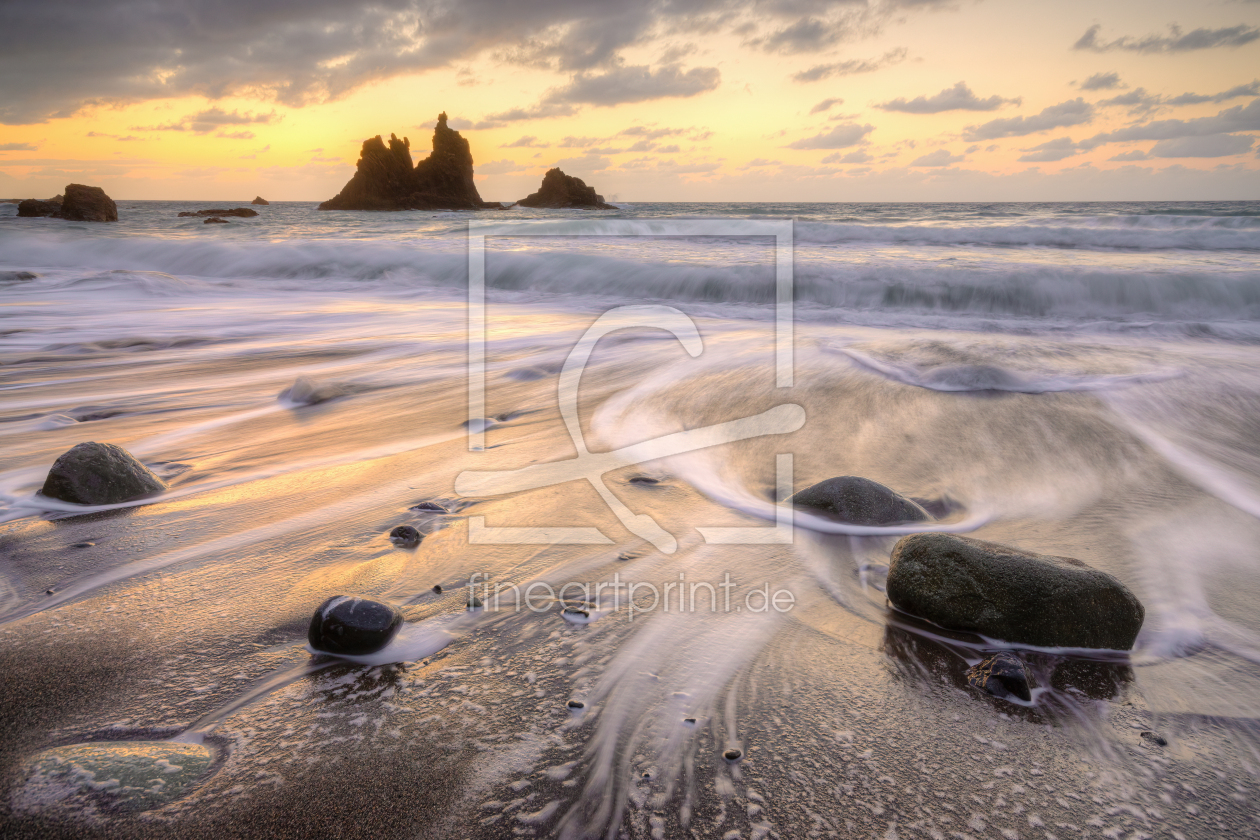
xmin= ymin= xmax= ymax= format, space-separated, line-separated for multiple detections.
xmin=723 ymin=749 xmax=742 ymax=761
xmin=389 ymin=525 xmax=422 ymax=546
xmin=1141 ymin=731 xmax=1168 ymax=747
xmin=410 ymin=501 xmax=447 ymax=512
xmin=966 ymin=652 xmax=1033 ymax=702
xmin=567 ymin=700 xmax=584 ymax=709
xmin=888 ymin=533 xmax=1145 ymax=650
xmin=40 ymin=441 xmax=168 ymax=505
xmin=432 ymin=584 xmax=443 ymax=594
xmin=308 ymin=596 xmax=404 ymax=656
xmin=789 ymin=476 xmax=930 ymax=525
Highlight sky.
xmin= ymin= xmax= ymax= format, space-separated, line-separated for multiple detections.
xmin=1 ymin=0 xmax=1259 ymax=202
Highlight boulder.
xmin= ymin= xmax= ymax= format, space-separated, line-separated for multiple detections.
xmin=40 ymin=442 xmax=168 ymax=505
xmin=389 ymin=524 xmax=422 ymax=547
xmin=16 ymin=198 xmax=60 ymax=217
xmin=886 ymin=533 xmax=1145 ymax=650
xmin=308 ymin=596 xmax=404 ymax=655
xmin=59 ymin=184 xmax=118 ymax=222
xmin=789 ymin=476 xmax=930 ymax=525
xmin=516 ymin=168 xmax=615 ymax=209
xmin=319 ymin=113 xmax=503 ymax=211
xmin=178 ymin=208 xmax=258 ymax=218
xmin=251 ymin=196 xmax=270 ymax=205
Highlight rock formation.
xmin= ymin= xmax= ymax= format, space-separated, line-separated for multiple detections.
xmin=178 ymin=208 xmax=258 ymax=218
xmin=319 ymin=113 xmax=502 ymax=211
xmin=40 ymin=441 xmax=168 ymax=505
xmin=516 ymin=168 xmax=615 ymax=209
xmin=251 ymin=196 xmax=270 ymax=205
xmin=17 ymin=185 xmax=116 ymax=222
xmin=789 ymin=476 xmax=930 ymax=525
xmin=886 ymin=533 xmax=1145 ymax=650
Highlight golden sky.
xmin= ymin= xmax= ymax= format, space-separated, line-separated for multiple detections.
xmin=2 ymin=0 xmax=1258 ymax=201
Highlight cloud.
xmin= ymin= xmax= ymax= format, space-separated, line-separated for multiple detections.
xmin=0 ymin=142 xmax=38 ymax=151
xmin=963 ymin=98 xmax=1094 ymax=141
xmin=1074 ymin=23 xmax=1260 ymax=53
xmin=754 ymin=18 xmax=845 ymax=54
xmin=477 ymin=158 xmax=531 ymax=174
xmin=657 ymin=144 xmax=681 ymax=153
xmin=1148 ymin=134 xmax=1255 ymax=158
xmin=1097 ymin=88 xmax=1162 ymax=116
xmin=551 ymin=63 xmax=721 ymax=106
xmin=909 ymin=148 xmax=965 ymax=167
xmin=810 ymin=98 xmax=844 ymax=115
xmin=504 ymin=135 xmax=548 ymax=148
xmin=1096 ymin=80 xmax=1260 ymax=115
xmin=1017 ymin=137 xmax=1079 ymax=162
xmin=1108 ymin=149 xmax=1149 ymax=162
xmin=821 ymin=149 xmax=873 ymax=164
xmin=216 ymin=130 xmax=257 ymax=140
xmin=1079 ymin=98 xmax=1260 ymax=147
xmin=1166 ymin=79 xmax=1260 ymax=105
xmin=784 ymin=123 xmax=875 ymax=149
xmin=554 ymin=154 xmax=612 ymax=173
xmin=620 ymin=126 xmax=686 ymax=139
xmin=131 ymin=107 xmax=277 ymax=134
xmin=877 ymin=82 xmax=1019 ymax=114
xmin=1078 ymin=72 xmax=1123 ymax=91
xmin=792 ymin=48 xmax=908 ymax=83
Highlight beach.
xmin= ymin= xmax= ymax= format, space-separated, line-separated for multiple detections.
xmin=1 ymin=199 xmax=1259 ymax=838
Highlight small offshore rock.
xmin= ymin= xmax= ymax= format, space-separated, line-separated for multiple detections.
xmin=177 ymin=207 xmax=258 ymax=218
xmin=251 ymin=196 xmax=270 ymax=205
xmin=203 ymin=216 xmax=229 ymax=224
xmin=567 ymin=699 xmax=585 ymax=709
xmin=11 ymin=741 xmax=213 ymax=816
xmin=966 ymin=652 xmax=1032 ymax=702
xmin=432 ymin=584 xmax=443 ymax=594
xmin=40 ymin=441 xmax=168 ymax=505
xmin=789 ymin=476 xmax=930 ymax=525
xmin=17 ymin=198 xmax=60 ymax=218
xmin=723 ymin=748 xmax=742 ymax=761
xmin=1141 ymin=731 xmax=1168 ymax=747
xmin=887 ymin=533 xmax=1145 ymax=650
xmin=308 ymin=595 xmax=404 ymax=656
xmin=516 ymin=168 xmax=615 ymax=209
xmin=389 ymin=525 xmax=422 ymax=547
xmin=60 ymin=184 xmax=118 ymax=222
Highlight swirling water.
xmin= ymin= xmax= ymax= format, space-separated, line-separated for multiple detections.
xmin=1 ymin=199 xmax=1259 ymax=838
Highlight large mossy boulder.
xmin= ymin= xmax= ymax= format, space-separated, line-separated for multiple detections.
xmin=886 ymin=533 xmax=1144 ymax=650
xmin=789 ymin=476 xmax=930 ymax=525
xmin=308 ymin=596 xmax=404 ymax=655
xmin=40 ymin=442 xmax=167 ymax=505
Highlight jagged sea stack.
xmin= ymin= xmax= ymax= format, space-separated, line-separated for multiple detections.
xmin=318 ymin=113 xmax=501 ymax=211
xmin=516 ymin=168 xmax=615 ymax=209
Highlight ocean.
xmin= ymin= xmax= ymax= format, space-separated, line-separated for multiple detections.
xmin=1 ymin=199 xmax=1259 ymax=838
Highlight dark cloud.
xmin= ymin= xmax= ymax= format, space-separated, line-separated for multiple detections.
xmin=809 ymin=97 xmax=844 ymax=115
xmin=784 ymin=123 xmax=874 ymax=149
xmin=554 ymin=63 xmax=721 ymax=105
xmin=1096 ymin=80 xmax=1260 ymax=115
xmin=909 ymin=148 xmax=964 ymax=167
xmin=131 ymin=108 xmax=278 ymax=134
xmin=1017 ymin=137 xmax=1079 ymax=162
xmin=1078 ymin=72 xmax=1123 ymax=91
xmin=1167 ymin=80 xmax=1260 ymax=105
xmin=1108 ymin=149 xmax=1149 ymax=162
xmin=1098 ymin=88 xmax=1162 ymax=116
xmin=792 ymin=48 xmax=907 ymax=83
xmin=1074 ymin=23 xmax=1260 ymax=53
xmin=0 ymin=142 xmax=39 ymax=151
xmin=877 ymin=82 xmax=1020 ymax=114
xmin=753 ymin=18 xmax=845 ymax=53
xmin=963 ymin=98 xmax=1094 ymax=141
xmin=1148 ymin=134 xmax=1255 ymax=157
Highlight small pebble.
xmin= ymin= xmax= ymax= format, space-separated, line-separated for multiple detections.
xmin=683 ymin=717 xmax=696 ymax=725
xmin=432 ymin=584 xmax=443 ymax=594
xmin=1141 ymin=731 xmax=1168 ymax=747
xmin=567 ymin=700 xmax=584 ymax=709
xmin=628 ymin=475 xmax=662 ymax=485
xmin=562 ymin=607 xmax=589 ymax=619
xmin=467 ymin=596 xmax=483 ymax=610
xmin=411 ymin=502 xmax=447 ymax=513
xmin=723 ymin=748 xmax=742 ymax=761
xmin=71 ymin=542 xmax=95 ymax=549
xmin=389 ymin=525 xmax=422 ymax=546
xmin=45 ymin=588 xmax=54 ymax=595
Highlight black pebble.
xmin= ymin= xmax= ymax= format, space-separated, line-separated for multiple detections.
xmin=389 ymin=525 xmax=422 ymax=547
xmin=411 ymin=502 xmax=447 ymax=513
xmin=432 ymin=584 xmax=443 ymax=594
xmin=562 ymin=606 xmax=589 ymax=619
xmin=71 ymin=542 xmax=95 ymax=548
xmin=308 ymin=595 xmax=404 ymax=656
xmin=467 ymin=596 xmax=483 ymax=610
xmin=45 ymin=588 xmax=54 ymax=595
xmin=567 ymin=699 xmax=584 ymax=709
xmin=723 ymin=748 xmax=742 ymax=761
xmin=966 ymin=652 xmax=1032 ymax=702
xmin=683 ymin=717 xmax=696 ymax=724
xmin=628 ymin=475 xmax=662 ymax=485
xmin=1141 ymin=731 xmax=1168 ymax=747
